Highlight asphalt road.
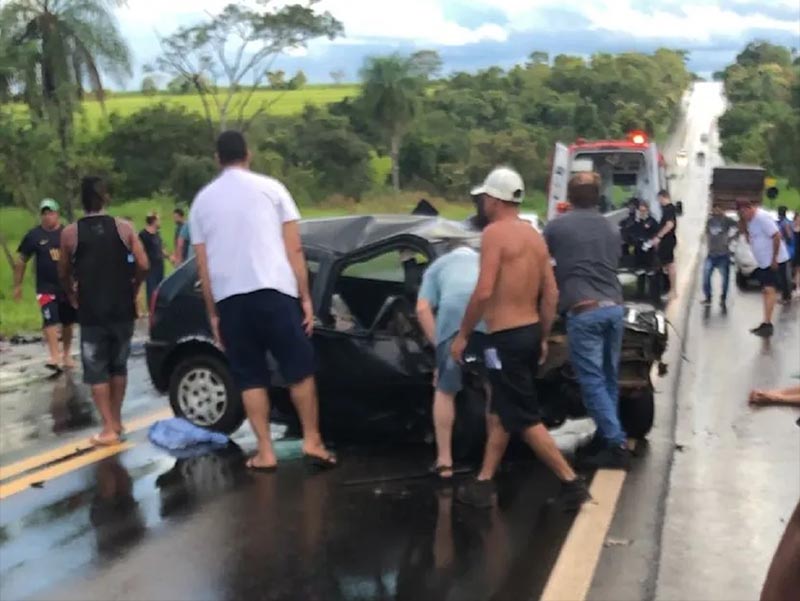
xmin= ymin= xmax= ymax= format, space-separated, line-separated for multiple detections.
xmin=1 ymin=82 xmax=796 ymax=601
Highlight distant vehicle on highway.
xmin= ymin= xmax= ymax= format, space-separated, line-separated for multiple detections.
xmin=146 ymin=215 xmax=667 ymax=452
xmin=696 ymin=151 xmax=706 ymax=166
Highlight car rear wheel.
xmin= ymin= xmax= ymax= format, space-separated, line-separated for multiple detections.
xmin=619 ymin=387 xmax=654 ymax=440
xmin=169 ymin=355 xmax=244 ymax=434
xmin=736 ymin=271 xmax=749 ymax=290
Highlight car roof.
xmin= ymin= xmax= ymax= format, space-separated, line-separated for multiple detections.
xmin=299 ymin=215 xmax=479 ymax=256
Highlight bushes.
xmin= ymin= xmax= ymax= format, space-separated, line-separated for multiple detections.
xmin=103 ymin=105 xmax=212 ymax=199
xmin=168 ymin=155 xmax=217 ymax=202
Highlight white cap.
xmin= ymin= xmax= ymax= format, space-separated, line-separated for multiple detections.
xmin=470 ymin=166 xmax=525 ymax=203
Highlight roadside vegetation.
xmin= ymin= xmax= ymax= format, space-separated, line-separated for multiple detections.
xmin=14 ymin=1 xmax=792 ymax=337
xmin=716 ymin=41 xmax=800 ymax=211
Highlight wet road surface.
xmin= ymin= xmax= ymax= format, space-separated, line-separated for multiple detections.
xmin=654 ymin=279 xmax=800 ymax=600
xmin=1 ymin=419 xmax=591 ymax=601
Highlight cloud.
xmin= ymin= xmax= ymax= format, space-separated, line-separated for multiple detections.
xmin=115 ymin=0 xmax=799 ymax=87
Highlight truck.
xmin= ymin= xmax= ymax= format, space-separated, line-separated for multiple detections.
xmin=710 ymin=165 xmax=766 ymax=211
xmin=546 ymin=130 xmax=672 ymax=223
xmin=709 ymin=165 xmax=774 ymax=289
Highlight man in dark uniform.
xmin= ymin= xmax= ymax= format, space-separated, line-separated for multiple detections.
xmin=60 ymin=177 xmax=150 ymax=446
xmin=14 ymin=198 xmax=76 ymax=370
xmin=139 ymin=212 xmax=167 ymax=304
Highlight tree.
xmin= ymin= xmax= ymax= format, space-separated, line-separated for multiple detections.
xmin=1 ymin=0 xmax=132 ymax=217
xmin=360 ymin=54 xmax=422 ymax=192
xmin=141 ymin=76 xmax=158 ymax=96
xmin=0 ymin=0 xmax=132 ymax=149
xmin=168 ymin=154 xmax=216 ymax=202
xmin=527 ymin=51 xmax=549 ymax=67
xmin=267 ymin=69 xmax=286 ymax=89
xmin=330 ymin=68 xmax=346 ymax=84
xmin=152 ymin=2 xmax=343 ymax=138
xmin=287 ymin=69 xmax=307 ymax=90
xmin=409 ymin=50 xmax=442 ymax=80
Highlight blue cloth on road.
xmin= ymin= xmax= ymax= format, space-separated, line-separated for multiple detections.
xmin=148 ymin=418 xmax=229 ymax=456
xmin=566 ymin=304 xmax=627 ymax=447
xmin=418 ymin=247 xmax=485 ymax=344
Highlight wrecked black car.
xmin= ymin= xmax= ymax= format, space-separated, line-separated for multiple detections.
xmin=146 ymin=215 xmax=667 ymax=457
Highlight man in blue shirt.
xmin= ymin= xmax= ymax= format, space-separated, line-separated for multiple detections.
xmin=416 ymin=243 xmax=485 ymax=479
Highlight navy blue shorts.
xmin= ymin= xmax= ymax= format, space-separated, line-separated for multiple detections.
xmin=753 ymin=267 xmax=779 ymax=289
xmin=216 ymin=289 xmax=314 ymax=391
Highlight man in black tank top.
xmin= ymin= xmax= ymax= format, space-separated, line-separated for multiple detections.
xmin=59 ymin=177 xmax=150 ymax=446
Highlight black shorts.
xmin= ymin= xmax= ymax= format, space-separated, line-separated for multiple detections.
xmin=485 ymin=323 xmax=542 ymax=434
xmin=81 ymin=321 xmax=134 ymax=385
xmin=216 ymin=289 xmax=314 ymax=392
xmin=754 ymin=267 xmax=779 ymax=289
xmin=657 ymin=237 xmax=676 ymax=265
xmin=39 ymin=295 xmax=77 ymax=328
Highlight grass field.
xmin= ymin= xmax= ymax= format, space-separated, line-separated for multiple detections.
xmin=10 ymin=86 xmax=360 ymax=129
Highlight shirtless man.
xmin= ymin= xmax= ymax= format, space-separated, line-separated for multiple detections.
xmin=451 ymin=166 xmax=590 ymax=510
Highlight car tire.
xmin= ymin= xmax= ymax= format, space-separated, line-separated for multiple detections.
xmin=619 ymin=387 xmax=654 ymax=440
xmin=169 ymin=354 xmax=244 ymax=434
xmin=735 ymin=271 xmax=749 ymax=290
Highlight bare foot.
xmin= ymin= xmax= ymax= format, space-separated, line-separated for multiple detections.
xmin=246 ymin=453 xmax=277 ymax=471
xmin=90 ymin=431 xmax=121 ymax=446
xmin=62 ymin=355 xmax=76 ymax=369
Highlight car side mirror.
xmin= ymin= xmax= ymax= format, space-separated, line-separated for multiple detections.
xmin=369 ymin=295 xmax=402 ymax=335
xmin=675 ymin=201 xmax=684 ymax=216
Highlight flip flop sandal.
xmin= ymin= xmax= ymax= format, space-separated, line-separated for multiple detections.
xmin=45 ymin=363 xmax=63 ymax=373
xmin=90 ymin=434 xmax=121 ymax=447
xmin=303 ymin=453 xmax=338 ymax=470
xmin=246 ymin=459 xmax=277 ymax=473
xmin=429 ymin=463 xmax=455 ymax=479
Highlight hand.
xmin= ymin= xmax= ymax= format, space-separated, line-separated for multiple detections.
xmin=651 ymin=237 xmax=661 ymax=248
xmin=13 ymin=285 xmax=22 ymax=302
xmin=68 ymin=292 xmax=78 ymax=309
xmin=539 ymin=340 xmax=549 ymax=366
xmin=450 ymin=333 xmax=467 ymax=364
xmin=301 ymin=297 xmax=314 ymax=337
xmin=770 ymin=259 xmax=779 ymax=271
xmin=210 ymin=314 xmax=224 ymax=350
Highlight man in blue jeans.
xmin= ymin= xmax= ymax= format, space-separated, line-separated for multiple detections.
xmin=544 ymin=172 xmax=630 ymax=469
xmin=702 ymin=204 xmax=737 ymax=310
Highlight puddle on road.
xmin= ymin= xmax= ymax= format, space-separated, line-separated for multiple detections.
xmin=0 ymin=358 xmax=164 ymax=461
xmin=0 ymin=437 xmax=584 ymax=601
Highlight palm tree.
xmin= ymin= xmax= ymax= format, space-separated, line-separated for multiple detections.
xmin=0 ymin=0 xmax=132 ymax=147
xmin=360 ymin=55 xmax=421 ymax=192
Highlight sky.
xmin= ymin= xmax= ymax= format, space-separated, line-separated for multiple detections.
xmin=117 ymin=0 xmax=800 ymax=87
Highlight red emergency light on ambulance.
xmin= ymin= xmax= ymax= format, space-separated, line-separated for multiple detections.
xmin=546 ymin=130 xmax=670 ymax=222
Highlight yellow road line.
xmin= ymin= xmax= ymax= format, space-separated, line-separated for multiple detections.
xmin=540 ymin=470 xmax=627 ymax=601
xmin=0 ymin=407 xmax=172 ymax=482
xmin=0 ymin=442 xmax=135 ymax=500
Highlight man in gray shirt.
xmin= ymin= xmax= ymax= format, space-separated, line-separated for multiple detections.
xmin=544 ymin=172 xmax=629 ymax=470
xmin=702 ymin=204 xmax=737 ymax=309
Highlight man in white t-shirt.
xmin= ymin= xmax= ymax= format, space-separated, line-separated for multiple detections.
xmin=737 ymin=199 xmax=790 ymax=338
xmin=190 ymin=131 xmax=335 ymax=471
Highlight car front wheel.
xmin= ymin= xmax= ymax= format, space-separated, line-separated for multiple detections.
xmin=169 ymin=355 xmax=244 ymax=434
xmin=619 ymin=387 xmax=655 ymax=440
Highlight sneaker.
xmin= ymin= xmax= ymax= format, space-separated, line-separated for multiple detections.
xmin=559 ymin=476 xmax=591 ymax=512
xmin=701 ymin=297 xmax=711 ymax=306
xmin=720 ymin=301 xmax=728 ymax=315
xmin=456 ymin=479 xmax=496 ymax=508
xmin=751 ymin=322 xmax=774 ymax=338
xmin=578 ymin=445 xmax=632 ymax=470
